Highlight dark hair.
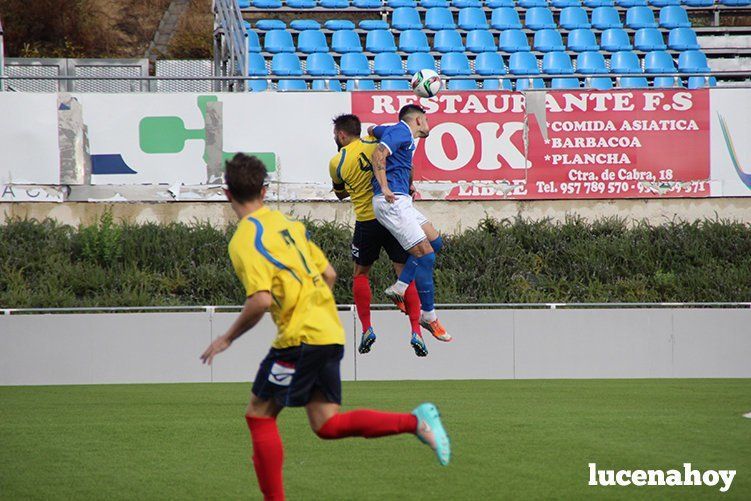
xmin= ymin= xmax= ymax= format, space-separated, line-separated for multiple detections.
xmin=224 ymin=153 xmax=268 ymax=203
xmin=332 ymin=114 xmax=361 ymax=137
xmin=399 ymin=104 xmax=426 ymax=122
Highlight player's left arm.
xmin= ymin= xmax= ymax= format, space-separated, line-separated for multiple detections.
xmin=329 ymin=154 xmax=350 ymax=200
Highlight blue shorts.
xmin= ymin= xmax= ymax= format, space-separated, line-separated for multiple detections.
xmin=252 ymin=343 xmax=344 ymax=407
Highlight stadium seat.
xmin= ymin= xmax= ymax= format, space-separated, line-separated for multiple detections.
xmin=238 ymin=0 xmax=251 ymax=7
xmin=509 ymin=52 xmax=540 ymax=74
xmin=440 ymin=52 xmax=472 ymax=75
xmin=306 ymin=53 xmax=338 ymax=75
xmin=297 ymin=30 xmax=328 ymax=53
xmin=447 ymin=79 xmax=478 ymax=90
xmin=466 ymin=30 xmax=497 ymax=53
xmin=567 ymin=29 xmax=600 ymax=51
xmin=475 ymin=52 xmax=507 ymax=75
xmin=399 ymin=30 xmax=430 ymax=52
xmin=426 ymin=8 xmax=457 ymax=30
xmin=482 ymin=78 xmax=513 ymax=90
xmin=600 ymin=28 xmax=632 ymax=51
xmin=434 ymin=30 xmax=465 ymax=52
xmin=366 ymin=30 xmax=397 ymax=52
xmin=346 ymin=79 xmax=377 ymax=90
xmin=374 ymin=53 xmax=406 ymax=75
xmin=659 ymin=6 xmax=691 ymax=29
xmin=287 ymin=0 xmax=316 ymax=7
xmin=388 ymin=0 xmax=417 ymax=6
xmin=525 ymin=8 xmax=556 ymax=30
xmin=421 ymin=0 xmax=449 ymax=6
xmin=253 ymin=0 xmax=282 ymax=8
xmin=687 ymin=76 xmax=717 ymax=89
xmin=559 ymin=7 xmax=591 ymax=30
xmin=381 ymin=79 xmax=412 ymax=90
xmin=552 ymin=0 xmax=582 ymax=6
xmin=406 ymin=52 xmax=437 ymax=72
xmin=591 ymin=7 xmax=623 ymax=29
xmin=576 ymin=51 xmax=608 ymax=73
xmin=649 ymin=0 xmax=681 ymax=6
xmin=644 ymin=50 xmax=676 ymax=73
xmin=653 ymin=76 xmax=681 ymax=87
xmin=360 ymin=20 xmax=389 ymax=30
xmin=324 ymin=20 xmax=355 ymax=30
xmin=249 ymin=79 xmax=269 ymax=92
xmin=271 ymin=53 xmax=303 ymax=76
xmin=331 ymin=30 xmax=363 ymax=52
xmin=340 ymin=53 xmax=372 ymax=75
xmin=551 ymin=77 xmax=581 ymax=88
xmin=668 ymin=28 xmax=700 ymax=50
xmin=587 ymin=77 xmax=614 ymax=89
xmin=634 ymin=28 xmax=667 ymax=51
xmin=534 ymin=29 xmax=565 ymax=52
xmin=583 ymin=0 xmax=614 ymax=6
xmin=312 ymin=79 xmax=342 ymax=91
xmin=619 ymin=76 xmax=649 ymax=87
xmin=353 ymin=0 xmax=382 ymax=7
xmin=519 ymin=0 xmax=548 ymax=7
xmin=610 ymin=51 xmax=642 ymax=73
xmin=320 ymin=0 xmax=350 ymax=7
xmin=626 ymin=7 xmax=658 ymax=29
xmin=491 ymin=8 xmax=523 ymax=30
xmin=246 ymin=30 xmax=262 ymax=53
xmin=719 ymin=0 xmax=751 ymax=5
xmin=616 ymin=0 xmax=647 ymax=6
xmin=453 ymin=0 xmax=482 ymax=6
xmin=486 ymin=0 xmax=515 ymax=7
xmin=542 ymin=51 xmax=575 ymax=73
xmin=516 ymin=78 xmax=545 ymax=90
xmin=290 ymin=20 xmax=320 ymax=30
xmin=256 ymin=20 xmax=287 ymax=30
xmin=247 ymin=53 xmax=268 ymax=76
xmin=458 ymin=8 xmax=489 ymax=30
xmin=392 ymin=7 xmax=423 ymax=30
xmin=277 ymin=79 xmax=307 ymax=91
xmin=683 ymin=0 xmax=713 ymax=5
xmin=678 ymin=50 xmax=710 ymax=72
xmin=499 ymin=30 xmax=531 ymax=53
xmin=264 ymin=30 xmax=295 ymax=53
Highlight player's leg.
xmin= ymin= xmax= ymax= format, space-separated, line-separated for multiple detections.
xmin=421 ymin=221 xmax=444 ymax=254
xmin=352 ymin=220 xmax=382 ymax=354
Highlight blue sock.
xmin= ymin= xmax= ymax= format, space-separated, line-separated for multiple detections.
xmin=398 ymin=255 xmax=418 ymax=285
xmin=430 ymin=236 xmax=443 ymax=254
xmin=414 ymin=252 xmax=436 ymax=312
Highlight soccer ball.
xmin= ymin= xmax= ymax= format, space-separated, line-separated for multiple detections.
xmin=411 ymin=69 xmax=442 ymax=98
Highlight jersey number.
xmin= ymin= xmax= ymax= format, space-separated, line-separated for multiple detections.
xmin=357 ymin=152 xmax=373 ymax=173
xmin=279 ymin=229 xmax=312 ymax=275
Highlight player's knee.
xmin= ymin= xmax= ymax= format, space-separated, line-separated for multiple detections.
xmin=417 ymin=251 xmax=436 ymax=268
xmin=430 ymin=236 xmax=443 ymax=254
xmin=313 ymin=417 xmax=337 ymax=439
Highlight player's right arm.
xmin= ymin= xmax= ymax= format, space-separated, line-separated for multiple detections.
xmin=328 ymin=153 xmax=350 ymax=200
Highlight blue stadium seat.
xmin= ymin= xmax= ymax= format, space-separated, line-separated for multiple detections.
xmin=719 ymin=0 xmax=751 ymax=4
xmin=306 ymin=54 xmax=338 ymax=76
xmin=297 ymin=30 xmax=328 ymax=53
xmin=616 ymin=0 xmax=647 ymax=6
xmin=253 ymin=0 xmax=282 ymax=8
xmin=248 ymin=53 xmax=268 ymax=76
xmin=264 ymin=30 xmax=295 ymax=53
xmin=332 ymin=30 xmax=363 ymax=52
xmin=249 ymin=80 xmax=269 ymax=92
xmin=243 ymin=20 xmax=252 ymax=31
xmin=567 ymin=29 xmax=600 ymax=51
xmin=426 ymin=8 xmax=457 ymax=30
xmin=525 ymin=8 xmax=556 ymax=30
xmin=452 ymin=0 xmax=482 ymax=6
xmin=519 ymin=0 xmax=548 ymax=7
xmin=576 ymin=51 xmax=608 ymax=73
xmin=559 ymin=7 xmax=591 ymax=30
xmin=421 ymin=0 xmax=449 ymax=6
xmin=392 ymin=7 xmax=423 ymax=30
xmin=448 ymin=79 xmax=478 ymax=90
xmin=634 ymin=28 xmax=667 ymax=50
xmin=482 ymin=78 xmax=513 ymax=90
xmin=678 ymin=50 xmax=710 ymax=72
xmin=290 ymin=20 xmax=320 ymax=30
xmin=553 ymin=0 xmax=582 ymax=6
xmin=653 ymin=76 xmax=681 ymax=87
xmin=374 ymin=53 xmax=406 ymax=75
xmin=346 ymin=80 xmax=377 ymax=90
xmin=381 ymin=79 xmax=412 ymax=90
xmin=499 ymin=29 xmax=531 ymax=52
xmin=509 ymin=52 xmax=540 ymax=74
xmin=587 ymin=77 xmax=614 ymax=89
xmin=591 ymin=7 xmax=623 ymax=29
xmin=626 ymin=7 xmax=658 ymax=29
xmin=486 ymin=0 xmax=515 ymax=6
xmin=434 ymin=30 xmax=465 ymax=52
xmin=668 ymin=28 xmax=700 ymax=50
xmin=659 ymin=6 xmax=691 ymax=28
xmin=542 ymin=51 xmax=575 ymax=73
xmin=238 ymin=0 xmax=251 ymax=7
xmin=320 ymin=0 xmax=350 ymax=7
xmin=440 ymin=52 xmax=472 ymax=75
xmin=551 ymin=77 xmax=581 ymax=88
xmin=340 ymin=53 xmax=372 ymax=75
xmin=583 ymin=0 xmax=614 ymax=6
xmin=491 ymin=8 xmax=523 ymax=30
xmin=324 ymin=20 xmax=355 ymax=30
xmin=406 ymin=52 xmax=437 ymax=72
xmin=619 ymin=76 xmax=649 ymax=87
xmin=687 ymin=76 xmax=717 ymax=89
xmin=399 ymin=30 xmax=430 ymax=52
xmin=458 ymin=8 xmax=489 ymax=30
xmin=466 ymin=30 xmax=497 ymax=53
xmin=475 ymin=52 xmax=507 ymax=75
xmin=353 ymin=0 xmax=382 ymax=7
xmin=534 ymin=29 xmax=565 ymax=52
xmin=278 ymin=79 xmax=307 ymax=91
xmin=388 ymin=0 xmax=417 ymax=6
xmin=287 ymin=0 xmax=316 ymax=7
xmin=683 ymin=0 xmax=713 ymax=5
xmin=360 ymin=20 xmax=389 ymax=30
xmin=312 ymin=79 xmax=342 ymax=91
xmin=516 ymin=78 xmax=545 ymax=90
xmin=644 ymin=50 xmax=676 ymax=73
xmin=600 ymin=28 xmax=632 ymax=51
xmin=610 ymin=51 xmax=642 ymax=73
xmin=257 ymin=20 xmax=287 ymax=30
xmin=271 ymin=53 xmax=303 ymax=75
xmin=246 ymin=30 xmax=262 ymax=53
xmin=366 ymin=30 xmax=397 ymax=52
xmin=649 ymin=0 xmax=680 ymax=5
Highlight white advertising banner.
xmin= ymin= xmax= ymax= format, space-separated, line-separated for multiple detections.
xmin=709 ymin=88 xmax=751 ymax=197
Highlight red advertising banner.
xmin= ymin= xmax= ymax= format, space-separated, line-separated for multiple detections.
xmin=352 ymin=90 xmax=710 ymax=200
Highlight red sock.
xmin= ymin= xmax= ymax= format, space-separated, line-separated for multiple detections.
xmin=353 ymin=274 xmax=372 ymax=332
xmin=316 ymin=410 xmax=418 ymax=439
xmin=246 ymin=416 xmax=285 ymax=501
xmin=404 ymin=281 xmax=422 ymax=333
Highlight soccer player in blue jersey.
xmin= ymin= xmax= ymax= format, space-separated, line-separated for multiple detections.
xmin=369 ymin=105 xmax=452 ymax=342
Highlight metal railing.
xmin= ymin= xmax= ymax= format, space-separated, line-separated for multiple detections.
xmin=212 ymin=0 xmax=248 ymax=91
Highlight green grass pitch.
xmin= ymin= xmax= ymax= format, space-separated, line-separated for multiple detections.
xmin=1 ymin=380 xmax=749 ymax=500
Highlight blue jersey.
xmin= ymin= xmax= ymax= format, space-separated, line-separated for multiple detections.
xmin=371 ymin=121 xmax=414 ymax=196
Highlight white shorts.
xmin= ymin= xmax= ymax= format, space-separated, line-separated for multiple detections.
xmin=372 ymin=194 xmax=429 ymax=251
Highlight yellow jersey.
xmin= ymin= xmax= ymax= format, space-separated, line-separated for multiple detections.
xmin=328 ymin=136 xmax=379 ymax=222
xmin=228 ymin=206 xmax=345 ymax=349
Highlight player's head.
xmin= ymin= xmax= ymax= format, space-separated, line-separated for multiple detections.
xmin=399 ymin=104 xmax=430 ymax=138
xmin=332 ymin=114 xmax=362 ymax=149
xmin=223 ymin=153 xmax=269 ymax=206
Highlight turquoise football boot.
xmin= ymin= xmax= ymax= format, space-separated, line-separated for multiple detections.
xmin=412 ymin=403 xmax=450 ymax=466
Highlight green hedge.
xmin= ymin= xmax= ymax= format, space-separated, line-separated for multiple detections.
xmin=1 ymin=213 xmax=750 ymax=308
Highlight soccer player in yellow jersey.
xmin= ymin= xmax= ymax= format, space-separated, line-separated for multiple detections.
xmin=329 ymin=114 xmax=428 ymax=357
xmin=200 ymin=154 xmax=450 ymax=500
